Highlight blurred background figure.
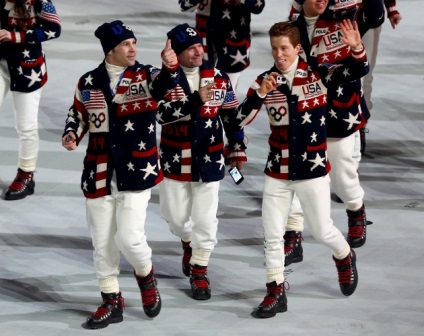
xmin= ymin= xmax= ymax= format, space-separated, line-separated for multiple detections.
xmin=178 ymin=0 xmax=265 ymax=91
xmin=0 ymin=0 xmax=61 ymax=200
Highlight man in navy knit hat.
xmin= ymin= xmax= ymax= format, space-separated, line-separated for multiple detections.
xmin=157 ymin=23 xmax=247 ymax=301
xmin=62 ymin=20 xmax=187 ymax=329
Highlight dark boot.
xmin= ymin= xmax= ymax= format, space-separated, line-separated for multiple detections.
xmin=181 ymin=240 xmax=192 ymax=277
xmin=334 ymin=249 xmax=358 ymax=296
xmin=4 ymin=168 xmax=35 ymax=201
xmin=254 ymin=281 xmax=288 ymax=318
xmin=284 ymin=231 xmax=303 ymax=267
xmin=134 ymin=268 xmax=161 ymax=318
xmin=82 ymin=292 xmax=125 ymax=329
xmin=190 ymin=264 xmax=211 ymax=300
xmin=346 ymin=204 xmax=367 ymax=248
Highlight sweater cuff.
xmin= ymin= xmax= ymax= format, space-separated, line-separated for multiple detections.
xmin=351 ymin=43 xmax=366 ymax=61
xmin=386 ymin=5 xmax=399 ymax=18
xmin=11 ymin=31 xmax=25 ymax=43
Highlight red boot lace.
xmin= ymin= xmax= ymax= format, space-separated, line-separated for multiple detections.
xmin=336 ymin=257 xmax=354 ymax=284
xmin=8 ymin=171 xmax=32 ymax=191
xmin=261 ymin=281 xmax=289 ymax=306
xmin=348 ymin=225 xmax=365 ymax=238
xmin=141 ymin=284 xmax=159 ymax=306
xmin=91 ymin=297 xmax=124 ymax=317
xmin=191 ymin=267 xmax=209 ymax=289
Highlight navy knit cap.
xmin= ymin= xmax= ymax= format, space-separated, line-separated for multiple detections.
xmin=95 ymin=20 xmax=136 ymax=55
xmin=167 ymin=23 xmax=202 ymax=54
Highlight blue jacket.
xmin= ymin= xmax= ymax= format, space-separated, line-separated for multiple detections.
xmin=63 ymin=61 xmax=182 ymax=198
xmin=157 ymin=61 xmax=246 ymax=182
xmin=238 ymin=53 xmax=369 ymax=181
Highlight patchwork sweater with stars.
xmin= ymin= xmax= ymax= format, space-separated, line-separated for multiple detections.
xmin=63 ymin=61 xmax=181 ymax=199
xmin=0 ymin=0 xmax=61 ymax=92
xmin=237 ymin=52 xmax=369 ymax=181
xmin=156 ymin=61 xmax=246 ymax=182
xmin=291 ymin=0 xmax=384 ymax=138
xmin=179 ymin=0 xmax=265 ymax=74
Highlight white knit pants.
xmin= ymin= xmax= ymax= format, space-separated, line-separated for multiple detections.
xmin=159 ymin=178 xmax=219 ymax=266
xmin=86 ymin=175 xmax=153 ymax=293
xmin=0 ymin=59 xmax=41 ymax=172
xmin=262 ymin=175 xmax=350 ymax=284
xmin=327 ymin=133 xmax=364 ymax=211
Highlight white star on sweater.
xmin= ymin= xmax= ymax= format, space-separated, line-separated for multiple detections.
xmin=138 ymin=141 xmax=146 ymax=150
xmin=163 ymin=162 xmax=171 ymax=172
xmin=222 ymin=9 xmax=231 ymax=19
xmin=124 ymin=120 xmax=134 ymax=131
xmin=302 ymin=112 xmax=312 ymax=124
xmin=173 ymin=107 xmax=184 ymax=118
xmin=140 ymin=162 xmax=158 ymax=180
xmin=45 ymin=30 xmax=57 ymax=39
xmin=85 ymin=74 xmax=94 ymax=85
xmin=216 ymin=154 xmax=226 ymax=170
xmin=204 ymin=154 xmax=212 ymax=163
xmin=343 ymin=68 xmax=350 ymax=77
xmin=230 ymin=50 xmax=247 ymax=66
xmin=25 ymin=69 xmax=42 ymax=87
xmin=343 ymin=112 xmax=361 ymax=130
xmin=127 ymin=162 xmax=135 ymax=171
xmin=329 ymin=109 xmax=338 ymax=118
xmin=308 ymin=153 xmax=326 ymax=171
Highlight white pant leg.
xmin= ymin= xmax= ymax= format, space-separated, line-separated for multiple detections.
xmin=0 ymin=60 xmax=40 ymax=171
xmin=13 ymin=89 xmax=42 ymax=171
xmin=352 ymin=130 xmax=362 ymax=168
xmin=190 ymin=181 xmax=220 ymax=265
xmin=159 ymin=178 xmax=193 ymax=242
xmin=361 ymin=26 xmax=381 ymax=112
xmin=262 ymin=176 xmax=292 ymax=284
xmin=86 ymin=194 xmax=121 ymax=293
xmin=226 ymin=71 xmax=241 ymax=91
xmin=160 ymin=178 xmax=219 ymax=266
xmin=327 ymin=134 xmax=364 ymax=211
xmin=286 ymin=193 xmax=304 ymax=232
xmin=0 ymin=60 xmax=10 ymax=106
xmin=295 ymin=175 xmax=350 ymax=260
xmin=114 ymin=186 xmax=153 ymax=276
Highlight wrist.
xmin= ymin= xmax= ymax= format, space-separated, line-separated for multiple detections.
xmin=351 ymin=43 xmax=363 ymax=52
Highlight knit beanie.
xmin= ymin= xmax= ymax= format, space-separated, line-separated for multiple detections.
xmin=95 ymin=20 xmax=136 ymax=55
xmin=167 ymin=23 xmax=202 ymax=55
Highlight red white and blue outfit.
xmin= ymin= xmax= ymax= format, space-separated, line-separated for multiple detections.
xmin=157 ymin=60 xmax=246 ymax=266
xmin=0 ymin=0 xmax=61 ymax=172
xmin=238 ymin=48 xmax=369 ymax=283
xmin=63 ymin=60 xmax=182 ymax=292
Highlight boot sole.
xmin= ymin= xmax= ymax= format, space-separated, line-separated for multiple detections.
xmin=348 ymin=237 xmax=366 ymax=248
xmin=285 ymin=255 xmax=303 ymax=267
xmin=82 ymin=316 xmax=123 ymax=329
xmin=144 ymin=299 xmax=161 ymax=318
xmin=4 ymin=188 xmax=34 ymax=201
xmin=254 ymin=304 xmax=288 ymax=318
